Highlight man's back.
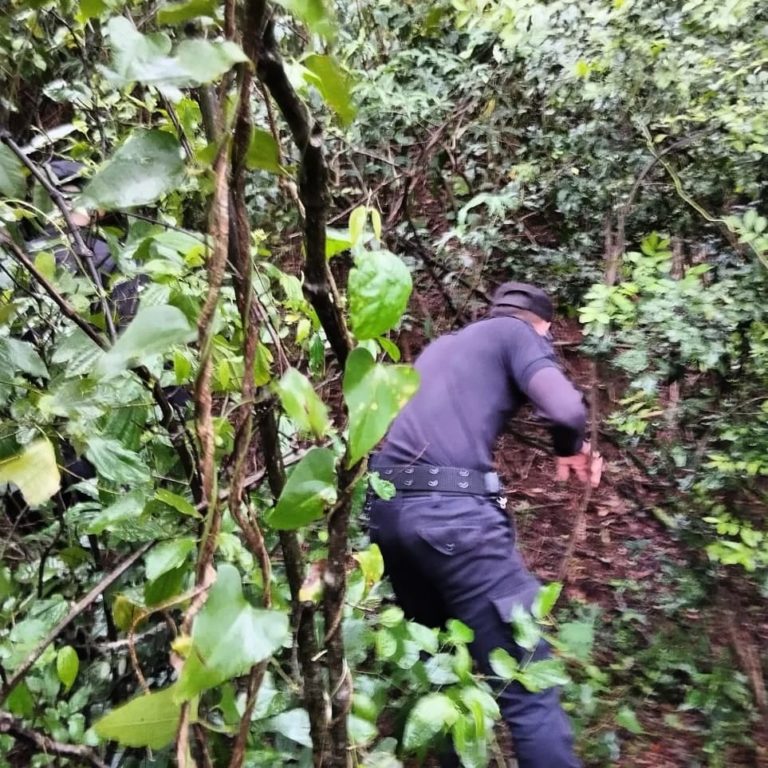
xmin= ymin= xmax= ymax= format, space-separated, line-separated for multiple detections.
xmin=377 ymin=316 xmax=559 ymax=472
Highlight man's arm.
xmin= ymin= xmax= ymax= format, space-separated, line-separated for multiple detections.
xmin=523 ymin=367 xmax=602 ymax=487
xmin=524 ymin=367 xmax=586 ymax=455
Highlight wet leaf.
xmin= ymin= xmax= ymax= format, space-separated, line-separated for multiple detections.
xmin=268 ymin=448 xmax=337 ymax=529
xmin=56 ymin=646 xmax=79 ymax=692
xmin=95 ymin=684 xmax=191 ymax=748
xmin=95 ymin=305 xmax=195 ymax=379
xmin=275 ymin=368 xmax=330 ymax=439
xmin=348 ymin=250 xmax=412 ymax=339
xmin=175 ymin=564 xmax=289 ymax=699
xmin=0 ymin=144 xmax=25 ymax=198
xmin=403 ymin=693 xmax=459 ymax=750
xmin=78 ymin=129 xmax=185 ymax=210
xmin=343 ymin=347 xmax=419 ymax=466
xmin=0 ymin=439 xmax=60 ymax=507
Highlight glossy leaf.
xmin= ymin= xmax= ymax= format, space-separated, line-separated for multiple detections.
xmin=85 ymin=437 xmax=150 ymax=486
xmin=56 ymin=646 xmax=79 ymax=692
xmin=0 ymin=144 xmax=25 ymax=198
xmin=157 ymin=0 xmax=218 ymax=25
xmin=265 ymin=708 xmax=312 ymax=747
xmin=246 ymin=128 xmax=282 ymax=173
xmin=517 ymin=658 xmax=570 ymax=693
xmin=145 ymin=538 xmax=196 ymax=581
xmin=78 ymin=129 xmax=185 ymax=210
xmin=155 ymin=488 xmax=201 ymax=519
xmin=0 ymin=337 xmax=48 ymax=379
xmin=353 ymin=543 xmax=384 ymax=589
xmin=275 ymin=368 xmax=330 ymax=439
xmin=348 ymin=250 xmax=412 ymax=339
xmin=272 ymin=0 xmax=335 ymax=39
xmin=445 ymin=619 xmax=475 ymax=645
xmin=532 ymin=581 xmax=562 ymax=619
xmin=0 ymin=439 xmax=60 ymax=507
xmin=95 ymin=684 xmax=190 ymax=748
xmin=326 ymin=227 xmax=352 ymax=258
xmin=407 ymin=622 xmax=439 ymax=654
xmin=101 ymin=17 xmax=247 ymax=98
xmin=303 ymin=54 xmax=356 ymax=125
xmin=343 ymin=347 xmax=419 ymax=466
xmin=268 ymin=447 xmax=337 ymax=529
xmin=402 ymin=693 xmax=460 ymax=751
xmin=510 ymin=603 xmax=541 ymax=652
xmin=86 ymin=490 xmax=146 ymax=535
xmin=488 ymin=648 xmax=519 ymax=680
xmin=95 ymin=305 xmax=195 ymax=379
xmin=425 ymin=653 xmax=459 ymax=685
xmin=175 ymin=564 xmax=289 ymax=700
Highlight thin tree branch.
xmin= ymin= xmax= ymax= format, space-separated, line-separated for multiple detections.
xmin=0 ymin=711 xmax=108 ymax=768
xmin=255 ymin=22 xmax=352 ymax=368
xmin=0 ymin=131 xmax=117 ymax=340
xmin=0 ymin=235 xmax=108 ymax=349
xmin=0 ymin=542 xmax=154 ymax=704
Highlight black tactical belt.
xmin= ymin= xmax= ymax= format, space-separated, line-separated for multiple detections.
xmin=372 ymin=465 xmax=502 ymax=495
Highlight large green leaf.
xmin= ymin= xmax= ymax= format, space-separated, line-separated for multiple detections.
xmin=517 ymin=658 xmax=570 ymax=693
xmin=85 ymin=437 xmax=150 ymax=486
xmin=343 ymin=348 xmax=419 ymax=466
xmin=402 ymin=693 xmax=460 ymax=751
xmin=95 ymin=305 xmax=195 ymax=379
xmin=272 ymin=0 xmax=335 ymax=39
xmin=0 ymin=144 xmax=25 ymax=198
xmin=175 ymin=564 xmax=289 ymax=700
xmin=532 ymin=582 xmax=562 ymax=619
xmin=275 ymin=368 xmax=330 ymax=439
xmin=56 ymin=646 xmax=79 ymax=692
xmin=78 ymin=130 xmax=185 ymax=210
xmin=303 ymin=54 xmax=356 ymax=125
xmin=100 ymin=17 xmax=247 ymax=98
xmin=246 ymin=128 xmax=282 ymax=174
xmin=268 ymin=447 xmax=337 ymax=530
xmin=326 ymin=227 xmax=352 ymax=259
xmin=264 ymin=708 xmax=312 ymax=747
xmin=95 ymin=684 xmax=190 ymax=749
xmin=145 ymin=537 xmax=196 ymax=581
xmin=157 ymin=0 xmax=219 ymax=25
xmin=348 ymin=250 xmax=412 ymax=340
xmin=86 ymin=490 xmax=147 ymax=534
xmin=0 ymin=439 xmax=60 ymax=507
xmin=0 ymin=337 xmax=48 ymax=379
xmin=488 ymin=648 xmax=519 ymax=680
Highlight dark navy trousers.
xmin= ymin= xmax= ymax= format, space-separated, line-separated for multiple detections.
xmin=368 ymin=491 xmax=580 ymax=768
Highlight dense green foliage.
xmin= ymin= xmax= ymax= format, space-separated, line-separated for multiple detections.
xmin=0 ymin=0 xmax=766 ymax=766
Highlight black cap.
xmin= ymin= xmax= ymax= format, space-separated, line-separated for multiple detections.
xmin=491 ymin=282 xmax=554 ymax=322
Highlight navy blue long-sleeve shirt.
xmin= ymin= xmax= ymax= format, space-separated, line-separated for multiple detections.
xmin=377 ymin=316 xmax=586 ymax=472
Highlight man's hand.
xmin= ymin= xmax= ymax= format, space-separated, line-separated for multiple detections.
xmin=555 ymin=442 xmax=603 ymax=488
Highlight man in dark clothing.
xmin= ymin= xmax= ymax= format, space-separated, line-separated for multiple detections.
xmin=368 ymin=282 xmax=602 ymax=768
